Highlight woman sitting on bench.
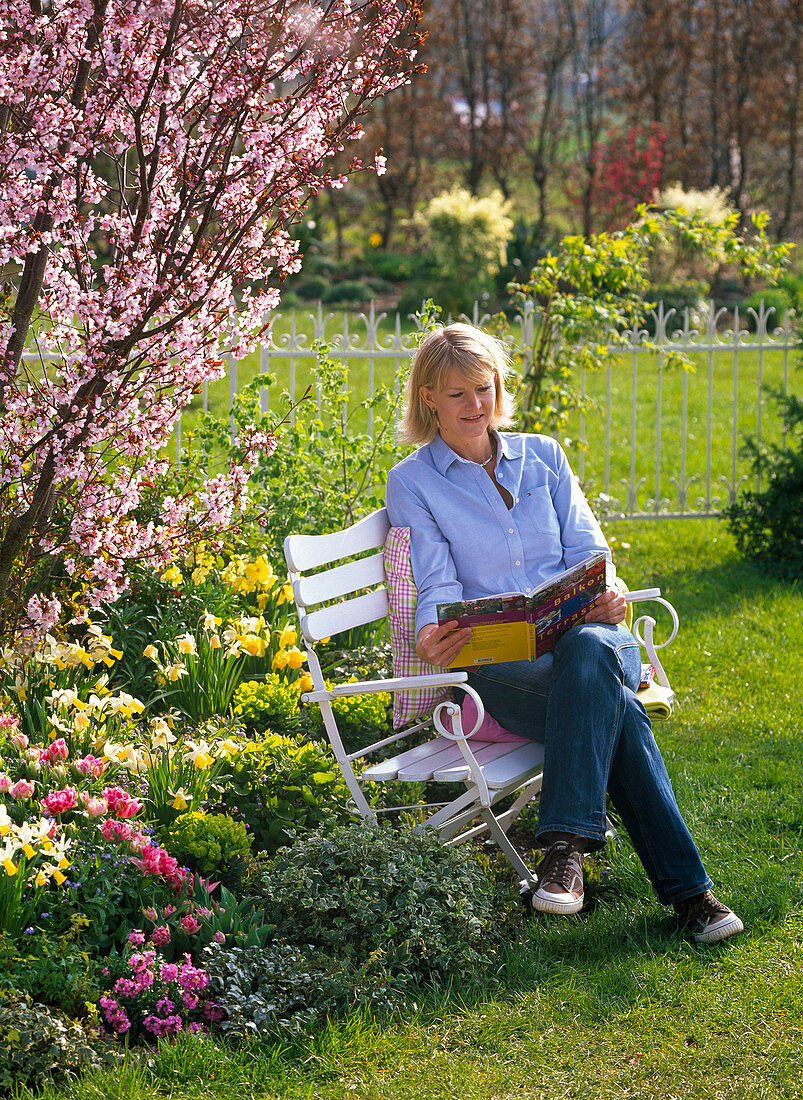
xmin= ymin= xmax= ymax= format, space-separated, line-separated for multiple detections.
xmin=385 ymin=321 xmax=742 ymax=944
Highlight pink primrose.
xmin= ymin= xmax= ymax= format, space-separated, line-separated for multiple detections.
xmin=160 ymin=963 xmax=179 ymax=983
xmin=128 ymin=929 xmax=146 ymax=946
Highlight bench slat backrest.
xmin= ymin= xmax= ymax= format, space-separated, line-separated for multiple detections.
xmin=285 ymin=508 xmax=392 ymax=644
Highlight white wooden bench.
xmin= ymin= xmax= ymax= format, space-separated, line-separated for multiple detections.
xmin=284 ymin=508 xmax=679 ymax=886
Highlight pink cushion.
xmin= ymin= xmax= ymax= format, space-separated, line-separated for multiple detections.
xmin=439 ymin=692 xmax=527 ymax=743
xmin=383 ymin=526 xmax=521 ymax=743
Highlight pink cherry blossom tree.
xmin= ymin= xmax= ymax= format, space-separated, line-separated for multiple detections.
xmin=0 ymin=0 xmax=420 ymax=643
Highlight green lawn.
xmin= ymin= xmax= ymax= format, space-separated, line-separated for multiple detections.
xmin=32 ymin=518 xmax=803 ymax=1100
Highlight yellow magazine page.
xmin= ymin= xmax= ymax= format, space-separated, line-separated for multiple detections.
xmin=447 ymin=617 xmax=530 ymax=668
xmin=437 ymin=593 xmax=529 ymax=669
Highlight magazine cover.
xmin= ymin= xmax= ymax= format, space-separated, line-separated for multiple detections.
xmin=437 ymin=553 xmax=607 ymax=668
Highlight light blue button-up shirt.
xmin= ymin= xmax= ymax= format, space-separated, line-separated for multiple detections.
xmin=385 ymin=431 xmax=614 ymax=637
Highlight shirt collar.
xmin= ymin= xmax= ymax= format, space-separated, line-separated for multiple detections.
xmin=427 ymin=430 xmax=521 ymax=473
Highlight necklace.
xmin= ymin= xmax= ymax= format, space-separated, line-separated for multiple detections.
xmin=471 ymin=442 xmax=496 ymax=468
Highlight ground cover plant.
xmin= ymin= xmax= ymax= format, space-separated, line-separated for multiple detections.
xmin=11 ymin=516 xmax=800 ymax=1100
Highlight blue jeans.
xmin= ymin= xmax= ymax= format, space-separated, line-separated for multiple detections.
xmin=466 ymin=622 xmax=712 ymax=905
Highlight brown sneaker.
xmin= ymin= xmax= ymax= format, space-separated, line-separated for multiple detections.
xmin=532 ymin=837 xmax=585 ymax=914
xmin=674 ymin=890 xmax=744 ymax=944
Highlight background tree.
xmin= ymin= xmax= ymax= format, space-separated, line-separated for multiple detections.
xmin=0 ymin=0 xmax=419 ymax=644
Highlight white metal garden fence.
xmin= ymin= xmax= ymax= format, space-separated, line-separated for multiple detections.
xmin=187 ymin=298 xmax=796 ymax=522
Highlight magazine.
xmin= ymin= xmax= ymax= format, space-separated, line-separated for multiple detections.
xmin=436 ymin=552 xmax=607 ymax=668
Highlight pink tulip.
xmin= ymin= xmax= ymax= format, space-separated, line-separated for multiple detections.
xmin=9 ymin=731 xmax=28 ymax=750
xmin=9 ymin=778 xmax=35 ymax=800
xmin=0 ymin=773 xmax=11 ymax=793
xmin=41 ymin=786 xmax=78 ymax=814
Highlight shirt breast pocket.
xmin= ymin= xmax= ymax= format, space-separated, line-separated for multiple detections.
xmin=516 ymin=483 xmax=561 ymax=543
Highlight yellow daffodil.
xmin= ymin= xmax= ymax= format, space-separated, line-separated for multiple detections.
xmin=170 ymin=788 xmax=191 ymax=811
xmin=272 ymin=651 xmax=289 ymax=671
xmin=213 ymin=738 xmax=240 ymax=759
xmin=278 ymin=583 xmax=294 ymax=605
xmin=176 ymin=633 xmax=197 ymax=656
xmin=241 ymin=635 xmax=265 ymax=657
xmin=297 ymin=673 xmax=314 ymax=693
xmin=202 ymin=610 xmax=221 ymax=631
xmin=286 ymin=647 xmax=306 ymax=669
xmin=209 ymin=633 xmax=221 ymax=650
xmin=143 ymin=644 xmax=159 ymax=660
xmin=167 ymin=662 xmax=187 ymax=682
xmin=184 ymin=739 xmax=215 ymax=769
xmin=279 ymin=626 xmax=297 ymax=648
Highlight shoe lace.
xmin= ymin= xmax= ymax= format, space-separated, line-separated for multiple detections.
xmin=680 ymin=890 xmax=726 ymax=924
xmin=538 ymin=841 xmax=582 ymax=891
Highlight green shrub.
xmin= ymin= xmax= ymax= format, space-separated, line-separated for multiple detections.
xmin=295 ymin=274 xmax=328 ymax=300
xmin=644 ymin=281 xmax=710 ymax=334
xmin=0 ymin=993 xmax=122 ymax=1093
xmin=415 ymin=185 xmax=513 ymax=314
xmin=740 ymin=287 xmax=793 ymax=331
xmin=232 ymin=676 xmax=303 ymax=737
xmin=0 ymin=934 xmax=103 ymax=1018
xmin=322 ymin=279 xmax=371 ymax=304
xmin=252 ymin=821 xmax=512 ymax=993
xmin=202 ymin=942 xmax=383 ymax=1039
xmin=208 ymin=732 xmax=350 ymax=853
xmin=164 ymin=811 xmax=251 ymax=876
xmin=722 ymin=389 xmax=803 ymax=580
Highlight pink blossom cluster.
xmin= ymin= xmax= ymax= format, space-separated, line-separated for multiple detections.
xmin=99 ymin=947 xmax=218 ymax=1040
xmin=0 ymin=0 xmax=418 ymax=643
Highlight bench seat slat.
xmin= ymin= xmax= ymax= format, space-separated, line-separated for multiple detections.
xmin=359 ymin=736 xmax=455 ymax=782
xmin=433 ymin=740 xmax=531 ymax=782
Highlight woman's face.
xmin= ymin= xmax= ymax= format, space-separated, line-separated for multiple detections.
xmin=421 ymin=366 xmax=496 ymax=448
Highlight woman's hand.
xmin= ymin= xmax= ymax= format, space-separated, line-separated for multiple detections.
xmin=416 ymin=621 xmax=473 ymax=668
xmin=584 ymin=587 xmax=628 ymax=625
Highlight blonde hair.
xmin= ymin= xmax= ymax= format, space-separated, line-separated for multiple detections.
xmin=398 ymin=323 xmax=516 ymax=445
